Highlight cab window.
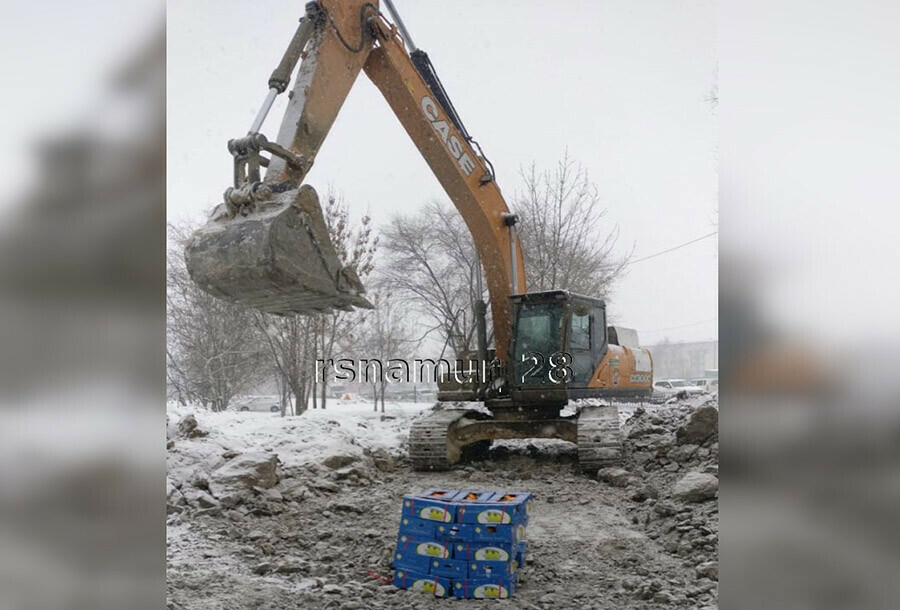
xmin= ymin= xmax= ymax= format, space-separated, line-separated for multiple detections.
xmin=513 ymin=302 xmax=563 ymax=360
xmin=512 ymin=301 xmax=564 ymax=386
xmin=570 ymin=307 xmax=591 ymax=350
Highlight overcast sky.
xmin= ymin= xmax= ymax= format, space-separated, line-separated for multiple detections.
xmin=167 ymin=0 xmax=718 ymax=345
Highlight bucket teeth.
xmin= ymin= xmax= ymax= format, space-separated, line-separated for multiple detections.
xmin=185 ymin=184 xmax=373 ymax=314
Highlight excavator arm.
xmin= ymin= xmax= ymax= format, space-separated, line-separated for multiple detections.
xmin=186 ymin=0 xmax=525 ymax=361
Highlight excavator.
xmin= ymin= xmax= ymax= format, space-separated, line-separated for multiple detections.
xmin=185 ymin=0 xmax=653 ymax=470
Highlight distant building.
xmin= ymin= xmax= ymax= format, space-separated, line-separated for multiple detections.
xmin=646 ymin=340 xmax=719 ymax=380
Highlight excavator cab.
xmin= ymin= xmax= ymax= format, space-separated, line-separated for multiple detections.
xmin=508 ymin=291 xmax=607 ymax=405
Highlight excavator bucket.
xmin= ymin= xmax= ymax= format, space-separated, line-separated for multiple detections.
xmin=185 ymin=185 xmax=372 ymax=314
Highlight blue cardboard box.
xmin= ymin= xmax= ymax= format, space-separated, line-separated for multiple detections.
xmin=515 ymin=541 xmax=527 ymax=567
xmin=488 ymin=491 xmax=534 ymax=521
xmin=401 ymin=490 xmax=459 ymax=523
xmin=416 ymin=488 xmax=459 ymax=503
xmin=467 ymin=559 xmax=518 ymax=578
xmin=453 ymin=490 xmax=495 ymax=504
xmin=470 ymin=522 xmax=527 ymax=545
xmin=426 ymin=557 xmax=468 ymax=579
xmin=393 ymin=569 xmax=451 ymax=598
xmin=456 ymin=491 xmax=530 ymax=526
xmin=392 ymin=550 xmax=431 ymax=573
xmin=453 ymin=542 xmax=520 ymax=578
xmin=451 ymin=541 xmax=516 ymax=562
xmin=397 ymin=516 xmax=436 ymax=538
xmin=394 ymin=533 xmax=452 ymax=574
xmin=452 ymin=576 xmax=517 ymax=599
xmin=393 ymin=489 xmax=531 ymax=600
xmin=395 ymin=533 xmax=452 ymax=560
xmin=433 ymin=522 xmax=474 ymax=541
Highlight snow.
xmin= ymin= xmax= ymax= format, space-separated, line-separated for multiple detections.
xmin=165 ymin=397 xmax=692 ymax=490
xmin=167 ymin=399 xmax=432 ymax=475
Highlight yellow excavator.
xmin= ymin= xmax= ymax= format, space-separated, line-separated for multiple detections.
xmin=186 ymin=0 xmax=653 ymax=470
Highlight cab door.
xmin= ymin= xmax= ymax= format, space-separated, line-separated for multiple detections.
xmin=568 ymin=301 xmax=594 ymax=386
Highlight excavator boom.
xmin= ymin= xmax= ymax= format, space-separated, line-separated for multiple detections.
xmin=185 ymin=0 xmax=525 ymax=359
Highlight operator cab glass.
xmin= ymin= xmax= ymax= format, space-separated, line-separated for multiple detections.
xmin=512 ymin=300 xmax=564 ymax=382
xmin=509 ymin=291 xmax=607 ymax=394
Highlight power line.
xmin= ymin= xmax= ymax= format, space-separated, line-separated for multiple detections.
xmin=629 ymin=231 xmax=718 ymax=265
xmin=641 ymin=317 xmax=718 ymax=334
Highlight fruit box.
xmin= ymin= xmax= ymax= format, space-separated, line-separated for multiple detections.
xmin=394 ymin=534 xmax=452 ymax=574
xmin=433 ymin=522 xmax=474 ymax=541
xmin=425 ymin=557 xmax=468 ymax=579
xmin=469 ymin=522 xmax=527 ymax=545
xmin=400 ymin=489 xmax=459 ymax=523
xmin=487 ymin=491 xmax=534 ymax=520
xmin=397 ymin=516 xmax=436 ymax=538
xmin=395 ymin=533 xmax=452 ymax=559
xmin=451 ymin=575 xmax=517 ymax=599
xmin=455 ymin=491 xmax=531 ymax=526
xmin=453 ymin=542 xmax=521 ymax=578
xmin=392 ymin=569 xmax=451 ymax=598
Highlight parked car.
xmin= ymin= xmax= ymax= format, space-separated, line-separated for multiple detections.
xmin=652 ymin=379 xmax=704 ymax=401
xmin=691 ymin=378 xmax=719 ymax=393
xmin=234 ymin=396 xmax=281 ymax=413
xmin=327 ymin=385 xmax=351 ymax=399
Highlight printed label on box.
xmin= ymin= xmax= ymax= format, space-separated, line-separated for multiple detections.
xmin=415 ymin=541 xmax=450 ymax=558
xmin=476 ymin=509 xmax=512 ymax=524
xmin=453 ymin=541 xmax=516 ymax=561
xmin=418 ymin=505 xmax=452 ymax=522
xmin=474 ymin=546 xmax=510 ymax=561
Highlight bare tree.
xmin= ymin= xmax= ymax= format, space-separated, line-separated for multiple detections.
xmin=255 ymin=313 xmax=318 ymax=416
xmin=379 ymin=154 xmax=629 ymax=356
xmin=379 ymin=200 xmax=484 ymax=358
xmin=311 ymin=190 xmax=378 ymax=409
xmin=355 ymin=291 xmax=414 ymax=412
xmin=167 ymin=222 xmax=267 ymax=411
xmin=515 ymin=152 xmax=631 ymax=300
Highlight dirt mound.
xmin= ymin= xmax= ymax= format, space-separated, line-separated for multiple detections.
xmin=613 ymin=396 xmax=719 ymax=605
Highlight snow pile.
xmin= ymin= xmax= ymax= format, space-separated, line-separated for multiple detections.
xmin=166 ymin=400 xmax=431 ymax=502
xmin=169 ymin=399 xmax=429 ymax=460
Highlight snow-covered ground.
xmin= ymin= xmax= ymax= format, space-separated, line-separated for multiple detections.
xmin=166 ymin=398 xmax=660 ymax=476
xmin=167 ymin=399 xmax=430 ymax=477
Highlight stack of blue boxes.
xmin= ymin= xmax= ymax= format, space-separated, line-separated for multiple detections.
xmin=392 ymin=489 xmax=533 ymax=599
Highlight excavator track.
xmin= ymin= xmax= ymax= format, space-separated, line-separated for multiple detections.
xmin=576 ymin=404 xmax=623 ymax=471
xmin=409 ymin=409 xmax=471 ymax=471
